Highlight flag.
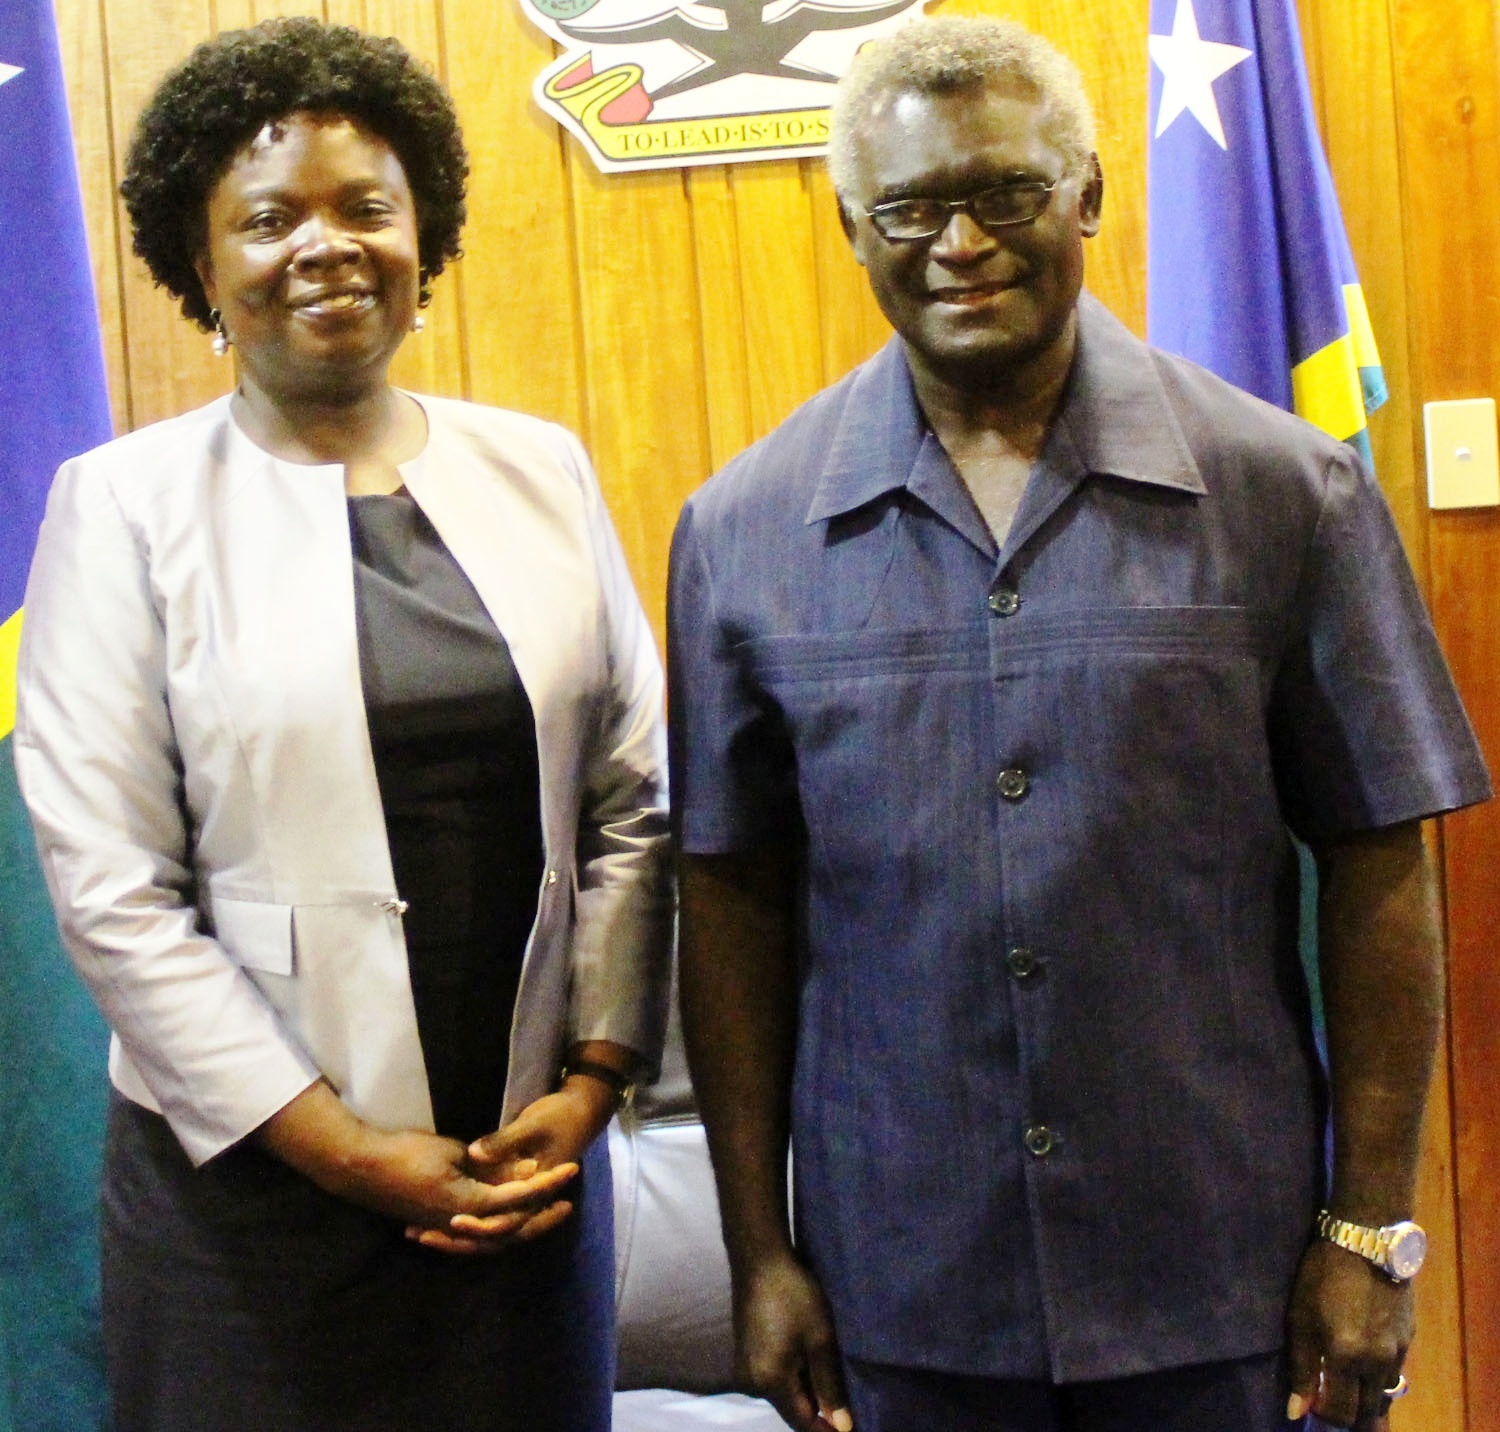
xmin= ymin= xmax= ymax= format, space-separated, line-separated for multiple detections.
xmin=1147 ymin=0 xmax=1385 ymax=459
xmin=1146 ymin=0 xmax=1386 ymax=1037
xmin=0 ymin=3 xmax=115 ymax=1429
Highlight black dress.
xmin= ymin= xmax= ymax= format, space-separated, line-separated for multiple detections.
xmin=100 ymin=489 xmax=615 ymax=1432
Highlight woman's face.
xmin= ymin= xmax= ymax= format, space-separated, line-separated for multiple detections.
xmin=195 ymin=111 xmax=421 ymax=406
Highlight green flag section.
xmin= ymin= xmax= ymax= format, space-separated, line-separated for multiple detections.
xmin=0 ymin=741 xmax=110 ymax=1432
xmin=1 ymin=3 xmax=116 ymax=1428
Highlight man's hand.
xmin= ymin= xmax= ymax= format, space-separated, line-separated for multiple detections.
xmin=735 ymin=1251 xmax=853 ymax=1432
xmin=1285 ymin=1239 xmax=1412 ymax=1429
xmin=677 ymin=852 xmax=850 ymax=1427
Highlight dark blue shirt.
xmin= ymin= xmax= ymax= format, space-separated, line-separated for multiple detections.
xmin=667 ymin=296 xmax=1490 ymax=1381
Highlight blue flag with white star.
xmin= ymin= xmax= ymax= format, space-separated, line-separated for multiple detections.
xmin=0 ymin=4 xmax=113 ymax=1429
xmin=1147 ymin=0 xmax=1385 ymax=458
xmin=1147 ymin=0 xmax=1382 ymax=1043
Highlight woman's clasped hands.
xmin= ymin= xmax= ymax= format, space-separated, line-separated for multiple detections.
xmin=405 ymin=1076 xmax=621 ymax=1255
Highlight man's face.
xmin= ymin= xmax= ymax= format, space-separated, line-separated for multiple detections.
xmin=844 ymin=80 xmax=1103 ymax=394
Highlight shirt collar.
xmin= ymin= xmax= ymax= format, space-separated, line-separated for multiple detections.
xmin=802 ymin=293 xmax=1204 ymax=529
xmin=1048 ymin=293 xmax=1204 ymax=497
xmin=803 ymin=338 xmax=929 ymax=525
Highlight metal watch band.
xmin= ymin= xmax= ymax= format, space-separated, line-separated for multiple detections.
xmin=1318 ymin=1210 xmax=1386 ymax=1263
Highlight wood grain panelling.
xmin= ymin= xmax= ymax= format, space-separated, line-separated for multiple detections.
xmin=689 ymin=167 xmax=755 ymax=472
xmin=729 ymin=162 xmax=825 ymax=438
xmin=1389 ymin=1 xmax=1500 ymax=1428
xmin=102 ymin=0 xmax=230 ymax=428
xmin=569 ymin=160 xmax=709 ymax=632
xmin=440 ymin=9 xmax=581 ymax=430
xmin=48 ymin=1 xmax=1500 ymax=1427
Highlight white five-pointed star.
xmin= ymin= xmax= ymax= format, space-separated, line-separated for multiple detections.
xmin=0 ymin=63 xmax=22 ymax=88
xmin=1149 ymin=0 xmax=1252 ymax=150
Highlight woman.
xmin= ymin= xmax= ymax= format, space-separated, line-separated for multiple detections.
xmin=14 ymin=19 xmax=671 ymax=1432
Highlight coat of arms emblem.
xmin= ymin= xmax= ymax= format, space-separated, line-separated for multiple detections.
xmin=520 ymin=0 xmax=928 ymax=172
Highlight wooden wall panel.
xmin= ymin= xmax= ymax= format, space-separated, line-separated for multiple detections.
xmin=438 ymin=6 xmax=581 ymax=429
xmin=1388 ymin=2 xmax=1500 ymax=1430
xmin=48 ymin=1 xmax=1498 ymax=1428
xmin=101 ymin=0 xmax=230 ymax=428
xmin=569 ymin=162 xmax=709 ymax=637
xmin=729 ymin=162 xmax=826 ymax=437
xmin=689 ymin=167 xmax=755 ymax=472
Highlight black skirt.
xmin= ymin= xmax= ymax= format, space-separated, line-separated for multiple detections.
xmin=101 ymin=1094 xmax=615 ymax=1432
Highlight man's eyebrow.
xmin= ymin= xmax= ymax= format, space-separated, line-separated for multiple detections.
xmin=872 ymin=168 xmax=1052 ymax=203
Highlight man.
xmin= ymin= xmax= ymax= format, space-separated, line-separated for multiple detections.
xmin=668 ymin=16 xmax=1490 ymax=1432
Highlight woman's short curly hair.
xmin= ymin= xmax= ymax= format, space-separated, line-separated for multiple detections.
xmin=122 ymin=17 xmax=468 ymax=330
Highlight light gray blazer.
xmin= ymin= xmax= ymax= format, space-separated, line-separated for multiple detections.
xmin=16 ymin=393 xmax=672 ymax=1165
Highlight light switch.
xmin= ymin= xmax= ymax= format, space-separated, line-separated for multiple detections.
xmin=1424 ymin=398 xmax=1500 ymax=509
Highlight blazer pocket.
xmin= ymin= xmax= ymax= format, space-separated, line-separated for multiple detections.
xmin=211 ymin=897 xmax=296 ymax=976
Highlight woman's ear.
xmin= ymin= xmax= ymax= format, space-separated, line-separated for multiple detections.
xmin=194 ymin=251 xmax=218 ymax=315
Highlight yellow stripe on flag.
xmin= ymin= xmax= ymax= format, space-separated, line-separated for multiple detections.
xmin=1291 ymin=333 xmax=1366 ymax=443
xmin=0 ymin=606 xmax=22 ymax=740
xmin=1343 ymin=283 xmax=1380 ymax=372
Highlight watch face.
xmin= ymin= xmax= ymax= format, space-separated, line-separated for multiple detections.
xmin=1387 ymin=1223 xmax=1428 ymax=1280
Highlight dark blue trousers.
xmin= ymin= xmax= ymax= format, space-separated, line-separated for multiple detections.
xmin=843 ymin=1351 xmax=1305 ymax=1432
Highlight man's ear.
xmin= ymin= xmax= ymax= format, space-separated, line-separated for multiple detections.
xmin=837 ymin=198 xmax=871 ymax=269
xmin=838 ymin=197 xmax=857 ymax=244
xmin=1079 ymin=153 xmax=1104 ymax=238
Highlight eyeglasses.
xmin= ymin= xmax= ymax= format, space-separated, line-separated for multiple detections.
xmin=863 ymin=178 xmax=1062 ymax=242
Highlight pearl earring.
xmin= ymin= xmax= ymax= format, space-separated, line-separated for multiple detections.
xmin=209 ymin=309 xmax=230 ymax=357
xmin=411 ymin=312 xmax=426 ymax=334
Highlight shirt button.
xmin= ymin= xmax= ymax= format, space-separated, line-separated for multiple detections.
xmin=1024 ymin=1124 xmax=1058 ymax=1157
xmin=1006 ymin=946 xmax=1039 ymax=980
xmin=987 ymin=588 xmax=1021 ymax=617
xmin=997 ymin=768 xmax=1029 ymax=801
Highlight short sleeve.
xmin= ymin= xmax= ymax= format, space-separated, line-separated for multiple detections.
xmin=1269 ymin=446 xmax=1490 ymax=841
xmin=667 ymin=495 xmax=798 ymax=853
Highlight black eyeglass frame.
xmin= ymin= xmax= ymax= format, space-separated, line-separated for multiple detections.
xmin=862 ymin=177 xmax=1064 ymax=243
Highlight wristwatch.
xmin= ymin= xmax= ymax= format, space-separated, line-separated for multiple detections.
xmin=1316 ymin=1209 xmax=1428 ymax=1282
xmin=559 ymin=1059 xmax=636 ymax=1112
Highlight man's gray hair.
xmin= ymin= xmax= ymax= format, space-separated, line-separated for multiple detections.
xmin=826 ymin=15 xmax=1097 ymax=202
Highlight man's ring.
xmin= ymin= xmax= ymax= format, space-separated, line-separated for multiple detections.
xmin=1382 ymin=1373 xmax=1410 ymax=1400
